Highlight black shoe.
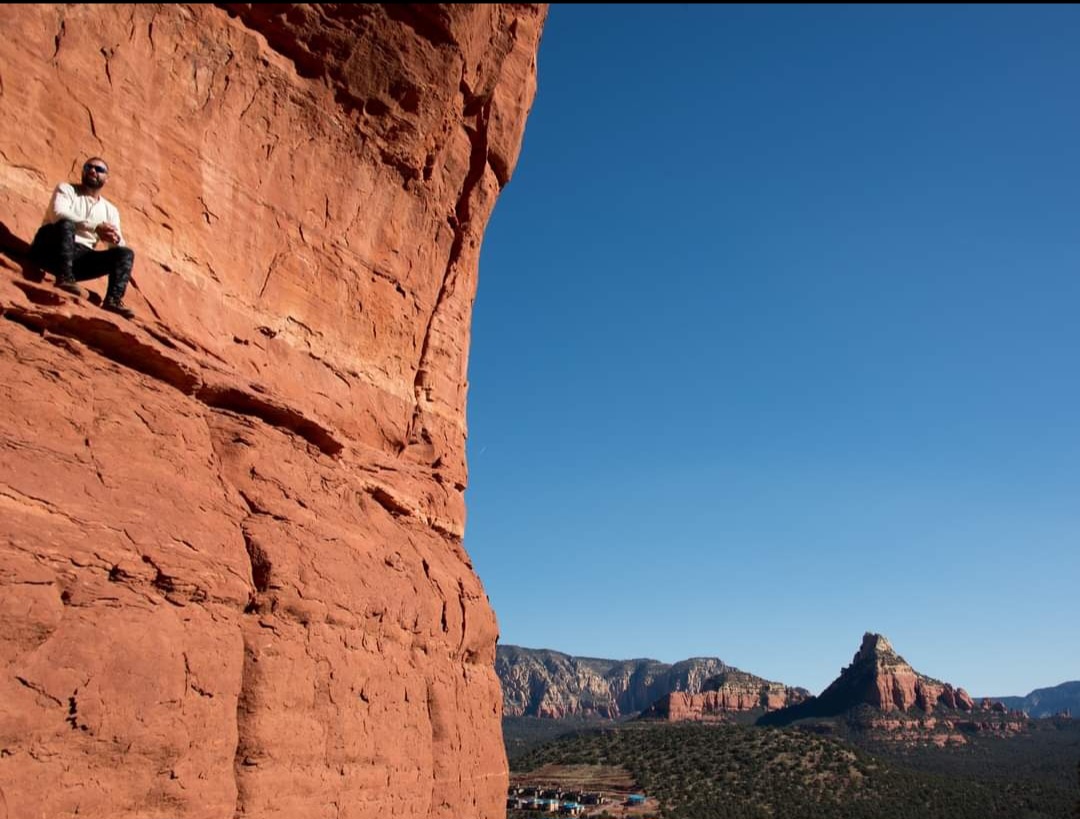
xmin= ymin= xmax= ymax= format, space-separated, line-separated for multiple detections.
xmin=55 ymin=276 xmax=86 ymax=298
xmin=102 ymin=296 xmax=135 ymax=320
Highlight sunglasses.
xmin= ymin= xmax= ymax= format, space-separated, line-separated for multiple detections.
xmin=84 ymin=164 xmax=108 ymax=174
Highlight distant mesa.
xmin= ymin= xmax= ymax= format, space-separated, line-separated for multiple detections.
xmin=640 ymin=669 xmax=810 ymax=722
xmin=495 ymin=645 xmax=806 ymax=720
xmin=497 ymin=645 xmax=736 ymax=718
xmin=758 ymin=632 xmax=1029 ymax=744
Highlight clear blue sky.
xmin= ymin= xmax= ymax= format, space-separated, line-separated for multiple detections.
xmin=465 ymin=4 xmax=1079 ymax=697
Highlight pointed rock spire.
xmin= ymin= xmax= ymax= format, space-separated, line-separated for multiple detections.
xmin=760 ymin=632 xmax=983 ymax=726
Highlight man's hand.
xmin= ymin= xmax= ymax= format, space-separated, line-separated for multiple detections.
xmin=96 ymin=223 xmax=121 ymax=244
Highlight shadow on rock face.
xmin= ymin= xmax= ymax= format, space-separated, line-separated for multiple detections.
xmin=0 ymin=221 xmax=44 ymax=283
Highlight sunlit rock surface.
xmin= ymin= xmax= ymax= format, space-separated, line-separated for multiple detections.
xmin=0 ymin=4 xmax=546 ymax=818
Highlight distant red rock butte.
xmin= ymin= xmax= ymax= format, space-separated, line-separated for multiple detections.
xmin=643 ymin=671 xmax=810 ymax=722
xmin=759 ymin=633 xmax=1029 ymax=744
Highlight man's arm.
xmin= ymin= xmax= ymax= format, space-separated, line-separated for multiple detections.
xmin=48 ymin=184 xmax=92 ymax=230
xmin=105 ymin=205 xmax=125 ymax=247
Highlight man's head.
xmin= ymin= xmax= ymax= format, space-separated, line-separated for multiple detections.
xmin=81 ymin=157 xmax=109 ymax=190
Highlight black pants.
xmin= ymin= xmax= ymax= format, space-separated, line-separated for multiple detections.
xmin=30 ymin=219 xmax=135 ymax=300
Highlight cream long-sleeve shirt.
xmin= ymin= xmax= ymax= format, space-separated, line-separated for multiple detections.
xmin=42 ymin=183 xmax=126 ymax=249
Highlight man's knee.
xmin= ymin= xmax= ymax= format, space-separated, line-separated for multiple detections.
xmin=51 ymin=219 xmax=77 ymax=239
xmin=33 ymin=219 xmax=74 ymax=246
xmin=31 ymin=220 xmax=74 ymax=266
xmin=30 ymin=225 xmax=49 ymax=252
xmin=101 ymin=246 xmax=134 ymax=264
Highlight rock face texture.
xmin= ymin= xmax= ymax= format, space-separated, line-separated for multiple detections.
xmin=641 ymin=670 xmax=809 ymax=722
xmin=498 ymin=645 xmax=755 ymax=719
xmin=759 ymin=633 xmax=1028 ymax=742
xmin=0 ymin=4 xmax=545 ymax=819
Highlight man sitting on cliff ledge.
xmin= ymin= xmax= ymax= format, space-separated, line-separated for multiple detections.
xmin=30 ymin=157 xmax=137 ymax=320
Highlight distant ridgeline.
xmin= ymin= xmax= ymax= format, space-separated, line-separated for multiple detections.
xmin=498 ymin=634 xmax=1058 ymax=746
xmin=505 ymin=636 xmax=1078 ymax=818
xmin=495 ymin=645 xmax=808 ymax=719
xmin=989 ymin=681 xmax=1080 ymax=718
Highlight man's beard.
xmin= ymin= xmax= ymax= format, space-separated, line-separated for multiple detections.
xmin=83 ymin=176 xmax=104 ymax=190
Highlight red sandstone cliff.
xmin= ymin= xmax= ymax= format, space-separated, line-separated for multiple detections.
xmin=496 ymin=645 xmax=733 ymax=718
xmin=0 ymin=5 xmax=546 ymax=818
xmin=642 ymin=671 xmax=809 ymax=722
xmin=495 ymin=646 xmax=809 ymax=721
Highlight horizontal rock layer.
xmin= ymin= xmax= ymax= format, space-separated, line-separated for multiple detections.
xmin=864 ymin=711 xmax=1029 ymax=747
xmin=0 ymin=4 xmax=545 ymax=819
